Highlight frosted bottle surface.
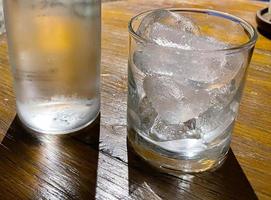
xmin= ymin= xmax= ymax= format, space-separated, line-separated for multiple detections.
xmin=4 ymin=0 xmax=101 ymax=134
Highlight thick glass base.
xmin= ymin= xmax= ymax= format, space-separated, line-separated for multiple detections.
xmin=128 ymin=128 xmax=229 ymax=174
xmin=18 ymin=108 xmax=100 ymax=135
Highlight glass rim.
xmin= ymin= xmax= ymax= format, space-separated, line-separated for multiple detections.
xmin=128 ymin=8 xmax=258 ymax=52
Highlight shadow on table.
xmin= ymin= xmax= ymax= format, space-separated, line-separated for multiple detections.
xmin=0 ymin=115 xmax=100 ymax=200
xmin=127 ymin=143 xmax=258 ymax=200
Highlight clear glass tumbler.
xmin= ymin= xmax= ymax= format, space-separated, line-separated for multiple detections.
xmin=127 ymin=8 xmax=257 ymax=173
xmin=3 ymin=0 xmax=101 ymax=134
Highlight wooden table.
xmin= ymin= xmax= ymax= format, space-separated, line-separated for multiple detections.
xmin=0 ymin=0 xmax=270 ymax=199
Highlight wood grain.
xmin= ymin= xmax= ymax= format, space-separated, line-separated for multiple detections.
xmin=0 ymin=35 xmax=15 ymax=142
xmin=0 ymin=0 xmax=270 ymax=199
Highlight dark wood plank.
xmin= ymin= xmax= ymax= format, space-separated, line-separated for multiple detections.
xmin=0 ymin=116 xmax=100 ymax=200
xmin=0 ymin=117 xmax=258 ymax=200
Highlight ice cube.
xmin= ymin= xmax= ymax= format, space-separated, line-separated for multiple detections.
xmin=133 ymin=38 xmax=231 ymax=87
xmin=149 ymin=23 xmax=226 ymax=50
xmin=128 ymin=66 xmax=140 ymax=111
xmin=129 ymin=60 xmax=146 ymax=100
xmin=150 ymin=117 xmax=184 ymax=141
xmin=143 ymin=75 xmax=183 ymax=124
xmin=150 ymin=117 xmax=201 ymax=141
xmin=179 ymin=85 xmax=210 ymax=122
xmin=207 ymin=53 xmax=245 ymax=108
xmin=138 ymin=97 xmax=158 ymax=131
xmin=135 ymin=9 xmax=238 ymax=86
xmin=137 ymin=9 xmax=200 ymax=40
xmin=143 ymin=75 xmax=210 ymax=123
xmin=209 ymin=80 xmax=236 ymax=109
xmin=196 ymin=105 xmax=235 ymax=143
xmin=224 ymin=53 xmax=244 ymax=72
xmin=179 ymin=52 xmax=227 ymax=83
xmin=133 ymin=44 xmax=179 ymax=76
xmin=173 ymin=47 xmax=244 ymax=87
xmin=150 ymin=23 xmax=193 ymax=50
xmin=222 ymin=52 xmax=245 ymax=86
xmin=139 ymin=27 xmax=231 ymax=85
xmin=127 ymin=108 xmax=141 ymax=130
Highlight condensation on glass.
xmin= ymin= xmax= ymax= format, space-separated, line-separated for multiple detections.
xmin=3 ymin=0 xmax=101 ymax=134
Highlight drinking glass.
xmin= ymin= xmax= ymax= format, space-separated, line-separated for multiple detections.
xmin=127 ymin=8 xmax=257 ymax=173
xmin=3 ymin=0 xmax=101 ymax=134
